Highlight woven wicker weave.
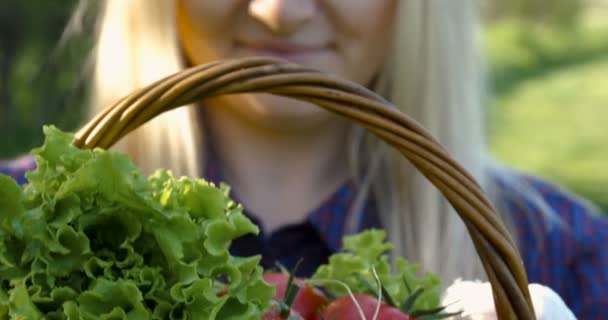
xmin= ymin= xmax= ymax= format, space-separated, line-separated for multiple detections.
xmin=73 ymin=57 xmax=536 ymax=319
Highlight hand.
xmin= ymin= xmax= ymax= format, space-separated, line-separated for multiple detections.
xmin=441 ymin=279 xmax=577 ymax=320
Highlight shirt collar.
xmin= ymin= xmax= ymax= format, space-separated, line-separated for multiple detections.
xmin=202 ymin=150 xmax=379 ymax=252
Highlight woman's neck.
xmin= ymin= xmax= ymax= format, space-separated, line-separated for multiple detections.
xmin=202 ymin=101 xmax=351 ymax=234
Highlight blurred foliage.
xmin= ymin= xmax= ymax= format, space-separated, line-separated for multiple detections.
xmin=489 ymin=56 xmax=608 ymax=213
xmin=484 ymin=19 xmax=608 ymax=96
xmin=0 ymin=0 xmax=90 ymax=158
xmin=480 ymin=0 xmax=585 ymax=27
xmin=484 ymin=10 xmax=608 ymax=213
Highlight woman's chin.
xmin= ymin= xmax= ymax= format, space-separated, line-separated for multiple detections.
xmin=236 ymin=93 xmax=341 ymax=132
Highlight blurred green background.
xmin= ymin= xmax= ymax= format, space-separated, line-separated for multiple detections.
xmin=1 ymin=0 xmax=607 ymax=213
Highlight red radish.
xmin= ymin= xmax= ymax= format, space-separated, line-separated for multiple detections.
xmin=320 ymin=293 xmax=412 ymax=320
xmin=264 ymin=272 xmax=329 ymax=319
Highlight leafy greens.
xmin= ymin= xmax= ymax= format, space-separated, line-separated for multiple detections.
xmin=311 ymin=229 xmax=442 ymax=312
xmin=0 ymin=126 xmax=274 ymax=319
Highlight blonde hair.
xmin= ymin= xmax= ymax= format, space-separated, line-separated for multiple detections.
xmin=92 ymin=0 xmax=201 ymax=176
xmin=89 ymin=0 xmax=489 ymax=283
xmin=364 ymin=0 xmax=488 ymax=281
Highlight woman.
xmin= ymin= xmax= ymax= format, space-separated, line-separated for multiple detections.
xmin=2 ymin=0 xmax=606 ymax=318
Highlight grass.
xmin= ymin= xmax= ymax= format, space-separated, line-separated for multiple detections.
xmin=484 ymin=19 xmax=608 ymax=96
xmin=483 ymin=15 xmax=608 ymax=213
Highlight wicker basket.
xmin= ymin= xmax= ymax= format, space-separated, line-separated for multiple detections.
xmin=73 ymin=57 xmax=535 ymax=319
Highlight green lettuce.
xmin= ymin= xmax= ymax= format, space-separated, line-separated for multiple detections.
xmin=311 ymin=229 xmax=442 ymax=312
xmin=0 ymin=126 xmax=274 ymax=319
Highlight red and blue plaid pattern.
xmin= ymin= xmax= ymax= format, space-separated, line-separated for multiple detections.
xmin=495 ymin=173 xmax=608 ymax=319
xmin=0 ymin=155 xmax=36 ymax=185
xmin=2 ymin=155 xmax=607 ymax=319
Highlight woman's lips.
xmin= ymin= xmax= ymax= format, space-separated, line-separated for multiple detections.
xmin=235 ymin=41 xmax=329 ymax=63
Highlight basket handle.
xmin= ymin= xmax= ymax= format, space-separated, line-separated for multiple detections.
xmin=73 ymin=57 xmax=535 ymax=319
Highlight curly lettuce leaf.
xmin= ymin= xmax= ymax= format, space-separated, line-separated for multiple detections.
xmin=0 ymin=126 xmax=274 ymax=319
xmin=311 ymin=229 xmax=441 ymax=311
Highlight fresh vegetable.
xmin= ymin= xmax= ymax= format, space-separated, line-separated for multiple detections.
xmin=262 ymin=304 xmax=305 ymax=320
xmin=263 ymin=272 xmax=329 ymax=320
xmin=0 ymin=126 xmax=458 ymax=320
xmin=311 ymin=230 xmax=441 ymax=312
xmin=319 ymin=293 xmax=411 ymax=320
xmin=0 ymin=126 xmax=275 ymax=319
xmin=310 ymin=230 xmax=460 ymax=319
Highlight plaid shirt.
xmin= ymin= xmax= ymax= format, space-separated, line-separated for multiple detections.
xmin=2 ymin=155 xmax=607 ymax=319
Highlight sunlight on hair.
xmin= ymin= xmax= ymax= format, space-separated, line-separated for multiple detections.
xmin=96 ymin=1 xmax=136 ymax=101
xmin=93 ymin=0 xmax=201 ymax=177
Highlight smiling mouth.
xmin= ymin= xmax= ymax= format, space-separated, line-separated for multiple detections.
xmin=234 ymin=41 xmax=329 ymax=62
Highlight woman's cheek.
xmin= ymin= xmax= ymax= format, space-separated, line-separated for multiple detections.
xmin=176 ymin=0 xmax=240 ymax=35
xmin=176 ymin=0 xmax=239 ymax=64
xmin=326 ymin=0 xmax=396 ymax=83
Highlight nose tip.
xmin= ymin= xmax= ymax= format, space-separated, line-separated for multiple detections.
xmin=249 ymin=0 xmax=317 ymax=35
